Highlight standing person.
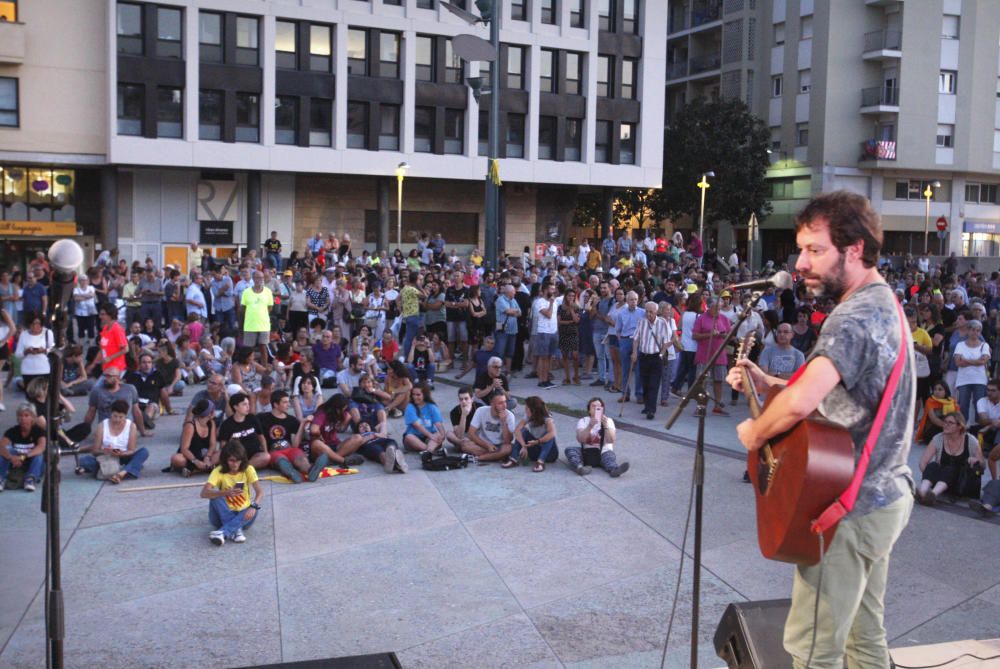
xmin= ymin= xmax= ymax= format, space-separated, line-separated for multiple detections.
xmin=493 ymin=284 xmax=521 ymax=376
xmin=727 ymin=191 xmax=915 ymax=669
xmin=558 ymin=288 xmax=582 ymax=385
xmin=614 ymin=291 xmax=642 ymax=402
xmin=264 ymin=231 xmax=283 ymax=271
xmin=200 ymin=439 xmax=265 ymax=546
xmin=631 ymin=301 xmax=670 ymax=420
xmin=210 ymin=267 xmax=236 ymax=332
xmin=240 ymin=270 xmax=274 ymax=363
xmin=587 ymin=282 xmax=615 ymax=389
xmin=14 ymin=313 xmax=53 ymax=391
xmin=692 ymin=296 xmax=731 ymax=415
xmin=185 ymin=270 xmax=208 ymax=321
xmin=72 ymin=274 xmax=98 ymax=345
xmin=953 ymin=319 xmax=990 ymax=421
xmin=399 ymin=271 xmax=424 ymax=361
xmin=531 ymin=282 xmax=561 ymax=388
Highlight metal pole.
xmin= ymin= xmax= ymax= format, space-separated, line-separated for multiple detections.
xmin=484 ymin=8 xmax=501 ymax=268
xmin=397 ymin=174 xmax=404 ymax=249
xmin=697 ymin=176 xmax=708 ymax=267
xmin=923 ymin=189 xmax=931 ymax=255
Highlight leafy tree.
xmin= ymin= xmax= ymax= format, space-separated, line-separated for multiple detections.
xmin=658 ymin=97 xmax=771 ymax=240
xmin=614 ymin=188 xmax=666 ymax=231
xmin=573 ymin=190 xmax=606 ymax=237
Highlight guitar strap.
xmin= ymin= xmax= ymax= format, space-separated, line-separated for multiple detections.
xmin=810 ymin=299 xmax=909 ymax=536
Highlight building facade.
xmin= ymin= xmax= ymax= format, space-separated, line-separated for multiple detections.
xmin=665 ymin=0 xmax=1000 ymax=264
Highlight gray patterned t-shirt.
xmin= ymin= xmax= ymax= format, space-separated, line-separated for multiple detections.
xmin=808 ymin=281 xmax=915 ymax=517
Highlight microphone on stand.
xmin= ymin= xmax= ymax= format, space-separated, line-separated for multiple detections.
xmin=727 ymin=270 xmax=794 ymax=293
xmin=47 ymin=239 xmax=85 ymax=345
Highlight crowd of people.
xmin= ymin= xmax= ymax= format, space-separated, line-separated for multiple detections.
xmin=0 ymin=228 xmax=997 ymax=545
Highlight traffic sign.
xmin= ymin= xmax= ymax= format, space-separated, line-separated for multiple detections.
xmin=937 ymin=230 xmax=947 ymax=239
xmin=936 ymin=216 xmax=948 ymax=231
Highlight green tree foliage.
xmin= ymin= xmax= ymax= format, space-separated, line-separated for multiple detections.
xmin=659 ymin=98 xmax=772 ymax=235
xmin=614 ymin=188 xmax=666 ymax=231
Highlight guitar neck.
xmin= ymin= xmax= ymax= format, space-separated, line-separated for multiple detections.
xmin=741 ymin=366 xmax=763 ymax=419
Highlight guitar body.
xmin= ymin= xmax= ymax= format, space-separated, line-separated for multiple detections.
xmin=748 ymin=388 xmax=856 ymax=565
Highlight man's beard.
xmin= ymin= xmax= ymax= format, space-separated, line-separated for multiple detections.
xmin=803 ymin=252 xmax=848 ymax=301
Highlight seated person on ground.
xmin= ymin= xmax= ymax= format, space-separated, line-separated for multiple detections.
xmin=293 ymin=375 xmax=323 ymax=421
xmin=76 ymin=399 xmax=148 ymax=484
xmin=916 ymin=411 xmax=986 ymax=506
xmin=402 ymin=383 xmax=446 ymax=454
xmin=259 ymin=390 xmax=324 ymax=483
xmin=505 ymin=396 xmax=559 ymax=472
xmin=464 ymin=391 xmax=515 ymax=463
xmin=200 ymin=439 xmax=265 ymax=546
xmin=254 ymin=375 xmax=275 ymax=414
xmin=126 ymin=351 xmax=164 ymax=430
xmin=973 ymin=381 xmax=1000 ymax=480
xmin=373 ymin=360 xmax=412 ymax=418
xmin=309 ymin=394 xmax=366 ymax=467
xmin=218 ymin=392 xmax=269 ymax=471
xmin=349 ymin=374 xmax=405 ymax=473
xmin=916 ymin=380 xmax=960 ymax=444
xmin=83 ymin=366 xmax=149 ymax=438
xmin=446 ymin=386 xmax=477 ymax=452
xmin=61 ymin=345 xmax=93 ymax=397
xmin=474 ymin=356 xmax=516 ymax=411
xmin=407 ymin=334 xmax=436 ymax=386
xmin=337 ymin=354 xmax=364 ymax=397
xmin=170 ymin=398 xmax=218 ymax=477
xmin=187 ymin=373 xmax=230 ymax=428
xmin=0 ymin=404 xmax=46 ymax=492
xmin=456 ymin=335 xmax=495 ymax=379
xmin=969 ymin=480 xmax=1000 ymax=516
xmin=568 ymin=397 xmax=630 ymax=477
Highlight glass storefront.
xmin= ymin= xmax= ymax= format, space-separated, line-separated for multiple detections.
xmin=1 ymin=165 xmax=76 ymax=222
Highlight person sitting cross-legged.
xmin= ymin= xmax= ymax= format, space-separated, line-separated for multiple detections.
xmin=76 ymin=399 xmax=149 ymax=484
xmin=259 ymin=390 xmax=325 ymax=483
xmin=464 ymin=391 xmax=515 ymax=464
xmin=349 ymin=375 xmax=406 ymax=473
xmin=503 ymin=396 xmax=558 ymax=472
xmin=169 ymin=398 xmax=218 ymax=477
xmin=200 ymin=438 xmax=265 ymax=546
xmin=402 ymin=383 xmax=446 ymax=454
xmin=446 ymin=386 xmax=477 ymax=453
xmin=567 ymin=397 xmax=629 ymax=477
xmin=0 ymin=404 xmax=46 ymax=492
xmin=916 ymin=411 xmax=986 ymax=506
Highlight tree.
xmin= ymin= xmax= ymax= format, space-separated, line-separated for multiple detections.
xmin=572 ymin=190 xmax=605 ymax=238
xmin=614 ymin=188 xmax=666 ymax=232
xmin=658 ymin=97 xmax=772 ymax=241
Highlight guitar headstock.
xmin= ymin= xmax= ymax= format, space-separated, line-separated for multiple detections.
xmin=736 ymin=332 xmax=757 ymax=362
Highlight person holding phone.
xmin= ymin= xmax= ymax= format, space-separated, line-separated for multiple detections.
xmin=567 ymin=397 xmax=629 ymax=477
xmin=200 ymin=439 xmax=265 ymax=546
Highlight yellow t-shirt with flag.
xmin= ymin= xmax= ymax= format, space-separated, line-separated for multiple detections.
xmin=241 ymin=287 xmax=274 ymax=332
xmin=207 ymin=465 xmax=259 ymax=511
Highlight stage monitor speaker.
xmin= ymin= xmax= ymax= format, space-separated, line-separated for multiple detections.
xmin=233 ymin=653 xmax=402 ymax=669
xmin=714 ymin=599 xmax=793 ymax=669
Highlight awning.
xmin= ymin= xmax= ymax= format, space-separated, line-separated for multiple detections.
xmin=963 ymin=220 xmax=1000 ymax=234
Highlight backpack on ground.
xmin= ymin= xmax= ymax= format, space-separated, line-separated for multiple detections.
xmin=420 ymin=451 xmax=470 ymax=471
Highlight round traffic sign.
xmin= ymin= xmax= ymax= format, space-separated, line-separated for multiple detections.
xmin=936 ymin=216 xmax=948 ymax=231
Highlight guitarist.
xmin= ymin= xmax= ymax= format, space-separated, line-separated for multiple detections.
xmin=727 ymin=191 xmax=915 ymax=669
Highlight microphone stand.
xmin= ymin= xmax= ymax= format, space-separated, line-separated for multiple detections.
xmin=664 ymin=294 xmax=764 ymax=669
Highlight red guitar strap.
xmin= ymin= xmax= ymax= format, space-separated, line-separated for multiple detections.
xmin=810 ymin=299 xmax=909 ymax=535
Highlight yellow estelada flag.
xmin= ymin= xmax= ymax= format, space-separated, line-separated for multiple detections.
xmin=489 ymin=159 xmax=502 ymax=186
xmin=265 ymin=467 xmax=359 ymax=484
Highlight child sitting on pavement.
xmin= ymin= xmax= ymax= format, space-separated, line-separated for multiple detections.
xmin=200 ymin=438 xmax=265 ymax=546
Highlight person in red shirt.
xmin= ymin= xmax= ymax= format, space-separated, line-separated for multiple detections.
xmin=379 ymin=331 xmax=400 ymax=368
xmin=87 ymin=302 xmax=128 ymax=376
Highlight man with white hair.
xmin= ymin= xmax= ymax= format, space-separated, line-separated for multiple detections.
xmin=614 ymin=291 xmax=643 ymax=403
xmin=632 ymin=302 xmax=671 ymax=419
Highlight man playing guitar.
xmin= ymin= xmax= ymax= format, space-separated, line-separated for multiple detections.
xmin=728 ymin=191 xmax=915 ymax=669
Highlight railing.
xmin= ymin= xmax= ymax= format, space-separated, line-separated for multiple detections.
xmin=861 ymin=86 xmax=899 ymax=107
xmin=860 ymin=139 xmax=897 ymax=161
xmin=667 ymin=61 xmax=689 ymax=79
xmin=690 ymin=55 xmax=721 ymax=74
xmin=864 ymin=30 xmax=902 ymax=52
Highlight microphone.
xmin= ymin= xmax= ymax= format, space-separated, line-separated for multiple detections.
xmin=727 ymin=270 xmax=793 ymax=293
xmin=47 ymin=239 xmax=84 ymax=334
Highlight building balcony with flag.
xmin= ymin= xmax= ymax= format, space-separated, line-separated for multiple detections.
xmin=859 ymin=139 xmax=897 ymax=165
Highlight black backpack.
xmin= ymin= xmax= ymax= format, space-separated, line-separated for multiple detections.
xmin=420 ymin=451 xmax=470 ymax=471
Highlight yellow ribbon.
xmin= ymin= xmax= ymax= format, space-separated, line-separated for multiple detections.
xmin=489 ymin=159 xmax=502 ymax=186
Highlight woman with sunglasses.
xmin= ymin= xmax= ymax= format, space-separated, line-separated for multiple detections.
xmin=916 ymin=411 xmax=986 ymax=506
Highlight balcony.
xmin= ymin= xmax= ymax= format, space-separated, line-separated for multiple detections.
xmin=666 ymin=61 xmax=689 ymax=79
xmin=0 ymin=19 xmax=25 ymax=64
xmin=863 ymin=30 xmax=902 ymax=60
xmin=860 ymin=86 xmax=899 ymax=114
xmin=692 ymin=2 xmax=722 ymax=27
xmin=859 ymin=139 xmax=897 ymax=164
xmin=690 ymin=55 xmax=721 ymax=76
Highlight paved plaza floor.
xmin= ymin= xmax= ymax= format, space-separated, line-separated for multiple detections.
xmin=1 ymin=369 xmax=999 ymax=668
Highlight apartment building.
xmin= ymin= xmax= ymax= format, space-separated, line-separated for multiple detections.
xmin=666 ymin=0 xmax=1000 ymax=264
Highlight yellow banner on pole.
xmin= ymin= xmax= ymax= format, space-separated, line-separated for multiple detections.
xmin=489 ymin=159 xmax=502 ymax=186
xmin=0 ymin=221 xmax=77 ymax=236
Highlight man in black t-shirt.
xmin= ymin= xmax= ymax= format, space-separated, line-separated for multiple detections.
xmin=218 ymin=392 xmax=268 ymax=470
xmin=264 ymin=231 xmax=283 ymax=271
xmin=444 ymin=276 xmax=469 ymax=362
xmin=474 ymin=357 xmax=516 ymax=411
xmin=446 ymin=386 xmax=476 ymax=452
xmin=126 ymin=352 xmax=164 ymax=431
xmin=0 ymin=404 xmax=46 ymax=492
xmin=258 ymin=390 xmax=320 ymax=483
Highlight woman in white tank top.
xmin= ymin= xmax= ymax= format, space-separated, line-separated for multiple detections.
xmin=78 ymin=400 xmax=148 ymax=484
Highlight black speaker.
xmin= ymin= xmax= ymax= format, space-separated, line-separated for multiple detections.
xmin=714 ymin=599 xmax=793 ymax=669
xmin=233 ymin=653 xmax=402 ymax=669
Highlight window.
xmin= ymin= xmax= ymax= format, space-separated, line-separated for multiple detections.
xmin=478 ymin=109 xmax=489 ymax=156
xmin=771 ymin=75 xmax=782 ymax=97
xmin=565 ymin=52 xmax=582 ymax=94
xmin=622 ymin=0 xmax=638 ymax=34
xmin=235 ymin=92 xmax=259 ymax=142
xmin=621 ymin=58 xmax=636 ymax=99
xmin=942 ymin=15 xmax=959 ymax=39
xmin=416 ymin=36 xmax=434 ymax=82
xmin=309 ymin=99 xmax=332 ymax=147
xmin=0 ymin=0 xmax=17 ymax=21
xmin=348 ymin=29 xmax=368 ymax=76
xmin=444 ymin=109 xmax=464 ymax=154
xmin=276 ymin=20 xmax=297 ymax=69
xmin=117 ymin=84 xmax=143 ymax=135
xmin=199 ymin=90 xmax=222 ymax=140
xmin=117 ymin=3 xmax=143 ymax=55
xmin=936 ymin=124 xmax=954 ymax=148
xmin=380 ymin=32 xmax=401 ymax=78
xmin=598 ymin=0 xmax=612 ymax=31
xmin=157 ymin=87 xmax=182 ymax=138
xmin=798 ymin=69 xmax=811 ymax=93
xmin=275 ymin=96 xmax=298 ymax=145
xmin=0 ymin=77 xmax=18 ymax=127
xmin=156 ymin=7 xmax=182 ymax=59
xmin=796 ymin=123 xmax=808 ymax=146
xmin=445 ymin=39 xmax=462 ymax=84
xmin=199 ymin=12 xmax=223 ymax=63
xmin=414 ymin=107 xmax=434 ymax=152
xmin=540 ymin=49 xmax=555 ymax=93
xmin=894 ymin=180 xmax=940 ymax=201
xmin=310 ymin=25 xmax=332 ymax=72
xmin=799 ymin=16 xmax=812 ymax=40
xmin=417 ymin=0 xmax=434 ymax=8
xmin=379 ymin=104 xmax=400 ymax=150
xmin=597 ymin=55 xmax=611 ymax=97
xmin=506 ymin=45 xmax=524 ymax=89
xmin=965 ymin=183 xmax=998 ymax=204
xmin=347 ymin=102 xmax=368 ymax=149
xmin=235 ymin=16 xmax=259 ymax=66
xmin=384 ymin=0 xmax=401 ymax=4
xmin=570 ymin=0 xmax=584 ymax=27
xmin=939 ymin=70 xmax=957 ymax=94
xmin=538 ymin=116 xmax=556 ymax=160
xmin=773 ymin=22 xmax=785 ymax=45
xmin=620 ymin=122 xmax=636 ymax=164
xmin=512 ymin=0 xmax=527 ymax=21
xmin=541 ymin=0 xmax=556 ymax=25
xmin=565 ymin=118 xmax=582 ymax=161
xmin=506 ymin=114 xmax=525 ymax=158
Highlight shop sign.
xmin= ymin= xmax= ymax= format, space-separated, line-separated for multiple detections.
xmin=0 ymin=221 xmax=77 ymax=236
xmin=196 ymin=180 xmax=240 ymax=222
xmin=200 ymin=221 xmax=234 ymax=244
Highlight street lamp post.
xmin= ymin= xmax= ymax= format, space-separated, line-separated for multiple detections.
xmin=395 ymin=162 xmax=409 ymax=249
xmin=697 ymin=171 xmax=714 ymax=266
xmin=922 ymin=180 xmax=941 ymax=255
xmin=484 ymin=7 xmax=501 ymax=269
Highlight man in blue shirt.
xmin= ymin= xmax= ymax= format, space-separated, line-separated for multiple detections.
xmin=614 ymin=291 xmax=643 ymax=402
xmin=307 ymin=233 xmax=325 ymax=256
xmin=493 ymin=284 xmax=521 ymax=376
xmin=20 ymin=272 xmax=47 ymax=324
xmin=210 ymin=267 xmax=236 ymax=331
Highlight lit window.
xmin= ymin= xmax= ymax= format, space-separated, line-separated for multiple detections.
xmin=620 ymin=122 xmax=636 ymax=164
xmin=235 ymin=16 xmax=259 ymax=66
xmin=348 ymin=29 xmax=368 ymax=76
xmin=276 ymin=21 xmax=297 ymax=69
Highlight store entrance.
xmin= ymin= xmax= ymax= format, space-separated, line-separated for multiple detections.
xmin=0 ymin=238 xmax=56 ymax=276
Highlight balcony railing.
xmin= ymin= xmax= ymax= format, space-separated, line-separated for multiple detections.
xmin=692 ymin=2 xmax=722 ymax=27
xmin=864 ymin=30 xmax=902 ymax=52
xmin=861 ymin=86 xmax=899 ymax=107
xmin=669 ymin=12 xmax=690 ymax=33
xmin=860 ymin=139 xmax=897 ymax=161
xmin=690 ymin=55 xmax=721 ymax=74
xmin=667 ymin=61 xmax=689 ymax=79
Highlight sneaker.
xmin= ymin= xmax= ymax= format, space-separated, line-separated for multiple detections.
xmin=308 ymin=453 xmax=330 ymax=482
xmin=610 ymin=462 xmax=630 ymax=478
xmin=645 ymin=412 xmax=655 ymax=420
xmin=343 ymin=453 xmax=365 ymax=467
xmin=671 ymin=389 xmax=685 ymax=399
xmin=969 ymin=500 xmax=992 ymax=517
xmin=384 ymin=445 xmax=398 ymax=474
xmin=23 ymin=479 xmax=36 ymax=492
xmin=589 ymin=379 xmax=605 ymax=387
xmin=394 ymin=448 xmax=409 ymax=473
xmin=232 ymin=529 xmax=247 ymax=544
xmin=277 ymin=458 xmax=303 ymax=483
xmin=574 ymin=465 xmax=592 ymax=476
xmin=389 ymin=409 xmax=403 ymax=419
xmin=539 ymin=380 xmax=558 ymax=389
xmin=209 ymin=530 xmax=225 ymax=546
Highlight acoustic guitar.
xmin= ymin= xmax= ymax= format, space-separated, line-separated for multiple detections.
xmin=736 ymin=334 xmax=855 ymax=565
